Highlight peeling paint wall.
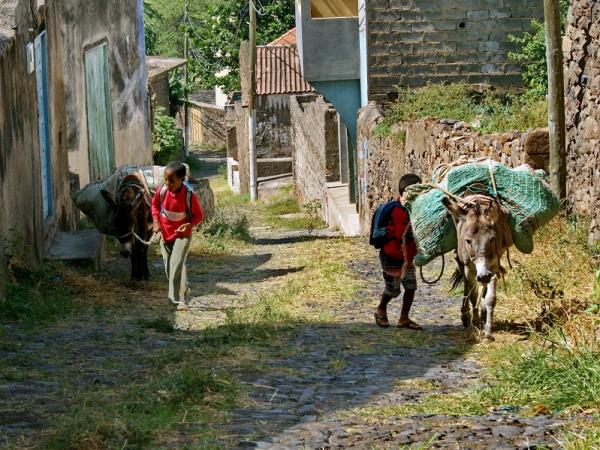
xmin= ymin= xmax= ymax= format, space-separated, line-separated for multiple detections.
xmin=50 ymin=0 xmax=152 ymax=187
xmin=564 ymin=0 xmax=600 ymax=245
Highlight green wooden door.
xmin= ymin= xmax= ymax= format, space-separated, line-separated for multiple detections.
xmin=85 ymin=43 xmax=114 ymax=181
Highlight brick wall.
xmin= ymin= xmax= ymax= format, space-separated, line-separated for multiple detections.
xmin=367 ymin=0 xmax=544 ymax=101
xmin=290 ymin=95 xmax=340 ymax=210
xmin=564 ymin=0 xmax=600 ymax=245
xmin=189 ymin=101 xmax=227 ymax=149
xmin=357 ymin=105 xmax=549 ymax=232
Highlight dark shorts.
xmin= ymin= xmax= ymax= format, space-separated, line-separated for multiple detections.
xmin=380 ymin=249 xmax=410 ymax=270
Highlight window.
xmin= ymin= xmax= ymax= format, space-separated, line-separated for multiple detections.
xmin=311 ymin=0 xmax=358 ymax=18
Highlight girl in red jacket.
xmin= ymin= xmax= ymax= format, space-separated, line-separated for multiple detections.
xmin=151 ymin=162 xmax=204 ymax=309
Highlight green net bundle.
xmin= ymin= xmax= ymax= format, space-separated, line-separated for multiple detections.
xmin=403 ymin=160 xmax=560 ymax=267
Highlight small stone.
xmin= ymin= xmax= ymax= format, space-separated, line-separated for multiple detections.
xmin=491 ymin=425 xmax=522 ymax=438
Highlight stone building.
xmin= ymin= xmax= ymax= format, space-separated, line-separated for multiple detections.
xmin=564 ymin=0 xmax=600 ymax=245
xmin=0 ymin=0 xmax=152 ymax=295
xmin=295 ymin=0 xmax=545 ymax=223
xmin=231 ymin=35 xmax=315 ymax=194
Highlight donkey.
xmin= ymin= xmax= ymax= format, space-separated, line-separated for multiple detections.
xmin=442 ymin=194 xmax=513 ymax=340
xmin=101 ymin=175 xmax=152 ymax=281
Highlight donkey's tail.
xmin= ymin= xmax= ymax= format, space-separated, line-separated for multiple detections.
xmin=450 ymin=268 xmax=464 ymax=292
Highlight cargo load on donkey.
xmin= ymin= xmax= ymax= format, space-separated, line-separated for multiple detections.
xmin=400 ymin=158 xmax=560 ymax=339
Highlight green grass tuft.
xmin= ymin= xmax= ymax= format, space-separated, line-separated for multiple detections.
xmin=138 ymin=316 xmax=175 ymax=333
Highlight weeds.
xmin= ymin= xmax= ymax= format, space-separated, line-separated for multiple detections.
xmin=259 ymin=186 xmax=325 ymax=231
xmin=380 ymin=83 xmax=548 ymax=134
xmin=138 ymin=316 xmax=175 ymax=333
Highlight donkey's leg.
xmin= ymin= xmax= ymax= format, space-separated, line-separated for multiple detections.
xmin=482 ymin=278 xmax=497 ymax=340
xmin=461 ymin=275 xmax=473 ymax=328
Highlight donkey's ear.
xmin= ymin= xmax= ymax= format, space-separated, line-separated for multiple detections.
xmin=442 ymin=196 xmax=467 ymax=218
xmin=101 ymin=190 xmax=117 ymax=209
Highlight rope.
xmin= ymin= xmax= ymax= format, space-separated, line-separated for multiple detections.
xmin=118 ymin=230 xmax=160 ymax=247
xmin=419 ymin=254 xmax=445 ymax=285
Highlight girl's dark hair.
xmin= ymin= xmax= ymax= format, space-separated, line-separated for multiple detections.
xmin=398 ymin=174 xmax=421 ymax=195
xmin=165 ymin=161 xmax=187 ymax=179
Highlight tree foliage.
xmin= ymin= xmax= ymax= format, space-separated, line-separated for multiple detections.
xmin=184 ymin=0 xmax=295 ymax=92
xmin=508 ymin=0 xmax=570 ymax=96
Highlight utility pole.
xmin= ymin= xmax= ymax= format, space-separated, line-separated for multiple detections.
xmin=544 ymin=0 xmax=566 ymax=199
xmin=248 ymin=0 xmax=258 ymax=201
xmin=183 ymin=3 xmax=190 ymax=158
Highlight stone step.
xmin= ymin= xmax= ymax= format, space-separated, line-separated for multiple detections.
xmin=47 ymin=230 xmax=106 ymax=271
xmin=325 ymin=182 xmax=361 ymax=237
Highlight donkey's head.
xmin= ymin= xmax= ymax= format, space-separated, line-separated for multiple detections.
xmin=101 ymin=178 xmax=149 ymax=258
xmin=443 ymin=195 xmax=513 ymax=284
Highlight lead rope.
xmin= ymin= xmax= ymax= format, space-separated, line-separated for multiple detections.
xmin=419 ymin=254 xmax=445 ymax=285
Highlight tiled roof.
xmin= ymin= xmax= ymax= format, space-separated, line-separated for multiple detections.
xmin=268 ymin=28 xmax=296 ymax=46
xmin=255 ymin=45 xmax=313 ymax=96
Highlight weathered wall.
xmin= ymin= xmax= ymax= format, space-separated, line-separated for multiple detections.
xmin=357 ymin=105 xmax=549 ymax=232
xmin=564 ymin=0 xmax=600 ymax=244
xmin=366 ymin=0 xmax=544 ymax=101
xmin=255 ymin=94 xmax=293 ymax=158
xmin=1 ymin=3 xmax=47 ymax=269
xmin=54 ymin=0 xmax=152 ymax=186
xmin=290 ymin=95 xmax=340 ymax=211
xmin=149 ymin=72 xmax=170 ymax=111
xmin=189 ymin=101 xmax=227 ymax=149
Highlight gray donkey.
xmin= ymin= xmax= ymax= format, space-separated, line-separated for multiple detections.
xmin=442 ymin=194 xmax=514 ymax=340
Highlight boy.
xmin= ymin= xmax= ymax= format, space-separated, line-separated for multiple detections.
xmin=374 ymin=174 xmax=422 ymax=330
xmin=151 ymin=161 xmax=204 ymax=309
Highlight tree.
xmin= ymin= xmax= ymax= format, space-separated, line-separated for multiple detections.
xmin=185 ymin=0 xmax=295 ymax=92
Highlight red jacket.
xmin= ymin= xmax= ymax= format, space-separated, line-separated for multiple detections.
xmin=151 ymin=185 xmax=204 ymax=243
xmin=383 ymin=205 xmax=417 ymax=264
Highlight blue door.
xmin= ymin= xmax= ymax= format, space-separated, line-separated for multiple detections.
xmin=35 ymin=31 xmax=53 ymax=220
xmin=85 ymin=42 xmax=114 ymax=181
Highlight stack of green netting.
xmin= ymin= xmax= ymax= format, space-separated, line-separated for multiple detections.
xmin=404 ymin=160 xmax=560 ymax=266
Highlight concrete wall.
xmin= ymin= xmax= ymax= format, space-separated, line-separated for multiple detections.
xmin=53 ymin=0 xmax=152 ymax=187
xmin=190 ymin=101 xmax=227 ymax=149
xmin=290 ymin=95 xmax=340 ymax=211
xmin=366 ymin=0 xmax=544 ymax=101
xmin=295 ymin=0 xmax=359 ymax=82
xmin=357 ymin=104 xmax=549 ymax=233
xmin=564 ymin=0 xmax=600 ymax=244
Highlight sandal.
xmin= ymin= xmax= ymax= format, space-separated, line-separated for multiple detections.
xmin=397 ymin=319 xmax=423 ymax=330
xmin=374 ymin=311 xmax=390 ymax=328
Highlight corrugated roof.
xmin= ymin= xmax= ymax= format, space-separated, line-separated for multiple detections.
xmin=268 ymin=28 xmax=296 ymax=46
xmin=255 ymin=45 xmax=313 ymax=96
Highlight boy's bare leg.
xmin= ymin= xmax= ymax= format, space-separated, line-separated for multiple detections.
xmin=375 ymin=293 xmax=393 ymax=327
xmin=397 ymin=289 xmax=422 ymax=330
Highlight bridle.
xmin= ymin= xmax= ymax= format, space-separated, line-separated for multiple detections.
xmin=116 ymin=183 xmax=153 ymax=246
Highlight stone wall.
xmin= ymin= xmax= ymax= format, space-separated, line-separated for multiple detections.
xmin=290 ymin=95 xmax=340 ymax=212
xmin=564 ymin=0 xmax=600 ymax=244
xmin=189 ymin=101 xmax=227 ymax=149
xmin=366 ymin=0 xmax=544 ymax=101
xmin=357 ymin=104 xmax=549 ymax=232
xmin=255 ymin=95 xmax=293 ymax=158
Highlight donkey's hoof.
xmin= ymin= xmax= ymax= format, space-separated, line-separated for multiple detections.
xmin=461 ymin=314 xmax=472 ymax=328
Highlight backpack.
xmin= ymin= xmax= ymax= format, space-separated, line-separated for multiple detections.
xmin=159 ymin=182 xmax=196 ymax=220
xmin=369 ymin=200 xmax=403 ymax=249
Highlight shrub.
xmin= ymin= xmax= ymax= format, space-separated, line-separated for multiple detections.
xmin=152 ymin=106 xmax=182 ymax=166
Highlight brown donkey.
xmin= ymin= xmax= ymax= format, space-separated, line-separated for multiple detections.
xmin=442 ymin=194 xmax=513 ymax=340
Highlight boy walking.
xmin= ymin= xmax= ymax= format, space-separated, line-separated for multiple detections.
xmin=151 ymin=162 xmax=204 ymax=309
xmin=374 ymin=174 xmax=422 ymax=329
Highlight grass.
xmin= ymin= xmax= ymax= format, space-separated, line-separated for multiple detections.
xmin=0 ymin=261 xmax=77 ymax=326
xmin=379 ymin=83 xmax=548 ymax=135
xmin=258 ymin=186 xmax=326 ymax=231
xmin=138 ymin=316 xmax=175 ymax=333
xmin=48 ymin=365 xmax=238 ymax=449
